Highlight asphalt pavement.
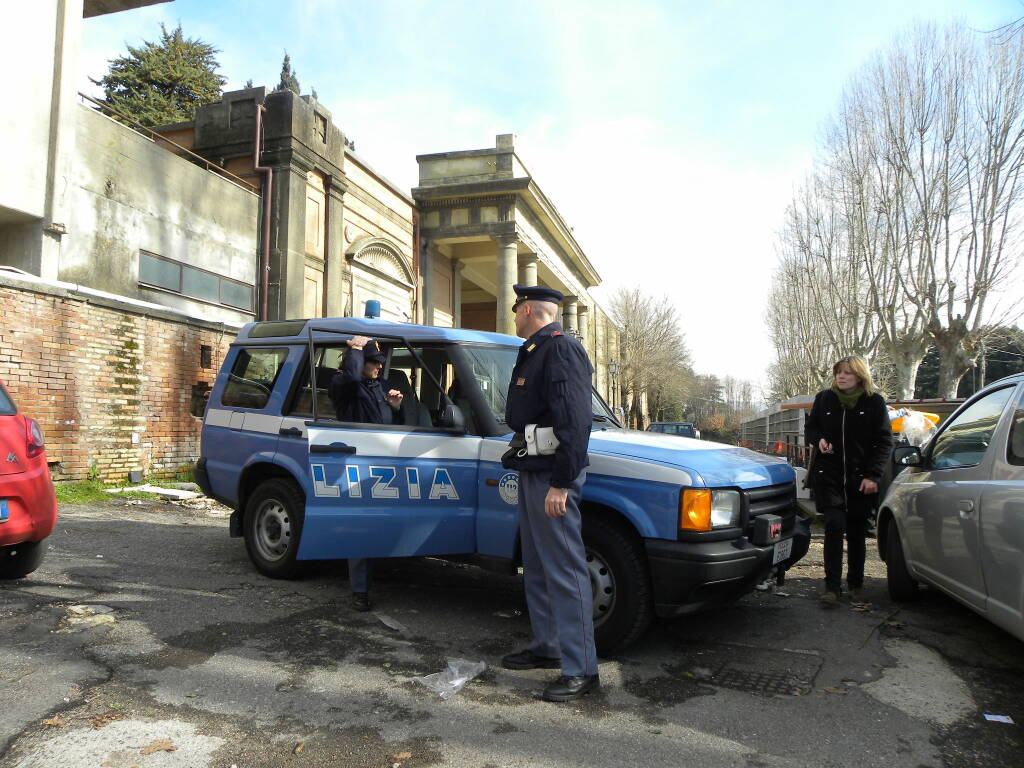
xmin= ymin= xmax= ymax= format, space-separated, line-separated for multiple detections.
xmin=0 ymin=498 xmax=1021 ymax=767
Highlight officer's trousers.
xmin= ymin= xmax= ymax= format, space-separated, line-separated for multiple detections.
xmin=349 ymin=558 xmax=370 ymax=593
xmin=518 ymin=468 xmax=598 ymax=677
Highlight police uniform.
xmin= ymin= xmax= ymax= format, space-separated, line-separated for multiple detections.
xmin=328 ymin=339 xmax=396 ymax=610
xmin=501 ymin=285 xmax=598 ymax=696
xmin=329 ymin=341 xmax=396 ymax=425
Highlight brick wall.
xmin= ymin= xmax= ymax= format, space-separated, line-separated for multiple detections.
xmin=0 ymin=280 xmax=235 ymax=483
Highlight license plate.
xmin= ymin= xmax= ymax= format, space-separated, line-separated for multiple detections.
xmin=772 ymin=537 xmax=792 ymax=565
xmin=0 ymin=500 xmax=7 ymax=522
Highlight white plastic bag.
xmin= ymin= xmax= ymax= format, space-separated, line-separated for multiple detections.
xmin=901 ymin=410 xmax=936 ymax=446
xmin=414 ymin=659 xmax=486 ymax=700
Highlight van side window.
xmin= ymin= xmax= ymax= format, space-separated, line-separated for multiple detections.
xmin=286 ymin=344 xmax=461 ymax=431
xmin=221 ymin=348 xmax=288 ymax=409
xmin=1008 ymin=387 xmax=1024 ymax=466
xmin=287 ymin=346 xmax=346 ymax=418
xmin=390 ymin=346 xmax=464 ymax=430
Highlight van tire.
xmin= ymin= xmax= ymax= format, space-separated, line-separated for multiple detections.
xmin=583 ymin=516 xmax=654 ymax=655
xmin=244 ymin=478 xmax=306 ymax=579
xmin=885 ymin=518 xmax=918 ymax=601
xmin=0 ymin=540 xmax=46 ymax=579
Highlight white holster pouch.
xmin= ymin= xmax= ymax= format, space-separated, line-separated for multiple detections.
xmin=524 ymin=424 xmax=559 ymax=456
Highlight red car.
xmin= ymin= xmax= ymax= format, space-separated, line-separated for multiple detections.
xmin=0 ymin=380 xmax=57 ymax=578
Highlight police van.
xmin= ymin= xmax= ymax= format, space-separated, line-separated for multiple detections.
xmin=195 ymin=317 xmax=810 ymax=652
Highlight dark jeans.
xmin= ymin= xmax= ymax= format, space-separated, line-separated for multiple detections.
xmin=814 ymin=477 xmax=875 ymax=593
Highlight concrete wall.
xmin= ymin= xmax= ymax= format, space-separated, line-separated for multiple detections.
xmin=344 ymin=155 xmax=414 ymax=260
xmin=0 ymin=1 xmax=66 ymax=221
xmin=0 ymin=0 xmax=82 ymax=280
xmin=343 ymin=153 xmax=415 ymax=320
xmin=418 ymin=152 xmax=500 ymax=185
xmin=64 ymin=105 xmax=259 ymax=325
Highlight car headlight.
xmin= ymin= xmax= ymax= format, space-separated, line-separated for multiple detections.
xmin=680 ymin=489 xmax=742 ymax=532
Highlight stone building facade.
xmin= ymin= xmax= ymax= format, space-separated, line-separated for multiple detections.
xmin=415 ymin=134 xmax=621 ymax=408
xmin=0 ymin=1 xmax=622 ymax=482
xmin=160 ymin=87 xmax=417 ymax=325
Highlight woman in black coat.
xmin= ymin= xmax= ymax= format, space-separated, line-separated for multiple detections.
xmin=804 ymin=356 xmax=893 ymax=605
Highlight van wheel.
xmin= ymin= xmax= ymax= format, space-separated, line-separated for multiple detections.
xmin=584 ymin=517 xmax=654 ymax=655
xmin=886 ymin=519 xmax=918 ymax=601
xmin=244 ymin=479 xmax=305 ymax=579
xmin=0 ymin=540 xmax=46 ymax=579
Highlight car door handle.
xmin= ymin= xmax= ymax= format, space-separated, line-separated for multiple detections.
xmin=958 ymin=500 xmax=975 ymax=518
xmin=279 ymin=427 xmax=303 ymax=437
xmin=310 ymin=443 xmax=357 ymax=454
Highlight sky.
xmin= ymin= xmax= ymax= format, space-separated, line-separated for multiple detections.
xmin=78 ymin=0 xmax=1020 ymax=397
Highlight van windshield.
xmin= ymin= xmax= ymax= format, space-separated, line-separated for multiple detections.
xmin=460 ymin=344 xmax=619 ymax=427
xmin=0 ymin=384 xmax=15 ymax=416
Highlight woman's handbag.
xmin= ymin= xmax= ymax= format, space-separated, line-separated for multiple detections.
xmin=802 ymin=446 xmax=818 ymax=490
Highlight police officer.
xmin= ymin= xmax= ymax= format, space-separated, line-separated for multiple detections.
xmin=328 ymin=335 xmax=403 ymax=612
xmin=329 ymin=336 xmax=403 ymax=425
xmin=500 ymin=284 xmax=599 ymax=702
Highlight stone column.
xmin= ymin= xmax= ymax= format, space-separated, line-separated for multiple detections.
xmin=421 ymin=241 xmax=434 ymax=326
xmin=577 ymin=303 xmax=589 ymax=345
xmin=562 ymin=295 xmax=578 ymax=335
xmin=452 ymin=258 xmax=465 ymax=328
xmin=518 ymin=253 xmax=539 ymax=286
xmin=324 ymin=183 xmax=346 ymax=317
xmin=495 ymin=235 xmax=518 ymax=335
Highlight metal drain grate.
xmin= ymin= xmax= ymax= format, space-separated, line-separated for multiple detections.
xmin=710 ymin=666 xmax=809 ymax=696
xmin=671 ymin=644 xmax=821 ymax=697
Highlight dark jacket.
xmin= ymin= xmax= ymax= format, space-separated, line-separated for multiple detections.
xmin=503 ymin=322 xmax=594 ymax=488
xmin=328 ymin=346 xmax=396 ymax=425
xmin=804 ymin=388 xmax=892 ymax=485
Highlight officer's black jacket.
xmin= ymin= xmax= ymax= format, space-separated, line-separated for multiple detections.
xmin=804 ymin=388 xmax=892 ymax=484
xmin=328 ymin=346 xmax=396 ymax=425
xmin=503 ymin=322 xmax=594 ymax=488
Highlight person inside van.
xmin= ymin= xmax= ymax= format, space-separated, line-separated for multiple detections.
xmin=328 ymin=335 xmax=404 ymax=612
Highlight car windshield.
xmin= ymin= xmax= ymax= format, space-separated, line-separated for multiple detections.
xmin=0 ymin=384 xmax=14 ymax=416
xmin=460 ymin=344 xmax=620 ymax=427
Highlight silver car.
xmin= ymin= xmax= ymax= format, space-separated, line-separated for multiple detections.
xmin=879 ymin=372 xmax=1024 ymax=642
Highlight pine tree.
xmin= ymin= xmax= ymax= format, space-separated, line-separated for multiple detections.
xmin=276 ymin=52 xmax=300 ymax=94
xmin=92 ymin=24 xmax=226 ymax=127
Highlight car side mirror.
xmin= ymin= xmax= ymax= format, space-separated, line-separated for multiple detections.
xmin=893 ymin=445 xmax=923 ymax=467
xmin=439 ymin=402 xmax=466 ymax=432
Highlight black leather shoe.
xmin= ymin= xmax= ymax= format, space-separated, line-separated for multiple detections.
xmin=351 ymin=592 xmax=372 ymax=612
xmin=543 ymin=674 xmax=600 ymax=702
xmin=501 ymin=648 xmax=561 ymax=670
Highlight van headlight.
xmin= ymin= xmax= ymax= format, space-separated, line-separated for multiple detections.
xmin=679 ymin=489 xmax=742 ymax=532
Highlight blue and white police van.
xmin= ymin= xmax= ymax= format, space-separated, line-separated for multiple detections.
xmin=195 ymin=317 xmax=810 ymax=652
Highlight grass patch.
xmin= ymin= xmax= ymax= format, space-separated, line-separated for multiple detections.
xmin=54 ymin=480 xmax=161 ymax=505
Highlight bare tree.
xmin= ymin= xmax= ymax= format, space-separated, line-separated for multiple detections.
xmin=768 ymin=21 xmax=1024 ymax=399
xmin=608 ymin=288 xmax=692 ymax=428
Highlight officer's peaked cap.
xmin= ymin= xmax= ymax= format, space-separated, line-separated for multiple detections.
xmin=363 ymin=339 xmax=387 ymax=364
xmin=512 ymin=284 xmax=564 ymax=313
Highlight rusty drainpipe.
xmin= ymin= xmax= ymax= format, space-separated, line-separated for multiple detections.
xmin=254 ymin=104 xmax=273 ymax=321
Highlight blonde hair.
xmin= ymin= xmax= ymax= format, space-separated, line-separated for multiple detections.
xmin=833 ymin=356 xmax=878 ymax=394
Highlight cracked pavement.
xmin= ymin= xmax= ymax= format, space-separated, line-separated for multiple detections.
xmin=0 ymin=499 xmax=1021 ymax=767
